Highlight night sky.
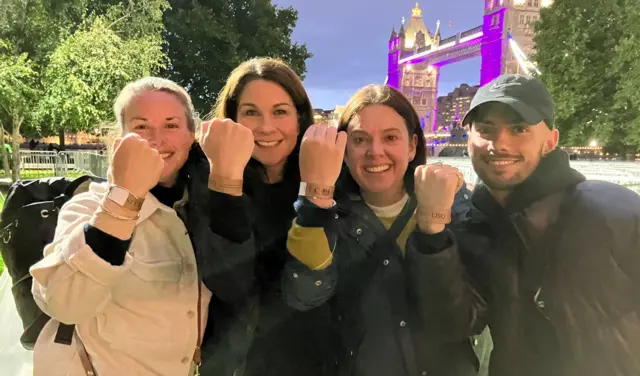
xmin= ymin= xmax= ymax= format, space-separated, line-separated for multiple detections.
xmin=272 ymin=0 xmax=486 ymax=110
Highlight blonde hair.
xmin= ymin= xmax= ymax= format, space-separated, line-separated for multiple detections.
xmin=113 ymin=76 xmax=199 ymax=132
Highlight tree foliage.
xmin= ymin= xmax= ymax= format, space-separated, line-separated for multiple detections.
xmin=162 ymin=0 xmax=312 ymax=114
xmin=35 ymin=16 xmax=167 ymax=135
xmin=534 ymin=0 xmax=639 ymax=152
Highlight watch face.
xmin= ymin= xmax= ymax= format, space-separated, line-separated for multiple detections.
xmin=109 ymin=187 xmax=129 ymax=205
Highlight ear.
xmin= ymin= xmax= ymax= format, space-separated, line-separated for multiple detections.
xmin=543 ymin=128 xmax=560 ymax=155
xmin=408 ymin=133 xmax=418 ymax=162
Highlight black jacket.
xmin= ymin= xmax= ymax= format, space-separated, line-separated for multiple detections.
xmin=406 ymin=149 xmax=640 ymax=376
xmin=283 ymin=185 xmax=478 ymax=376
xmin=199 ymin=171 xmax=336 ymax=376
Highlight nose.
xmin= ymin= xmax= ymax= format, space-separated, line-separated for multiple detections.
xmin=487 ymin=127 xmax=510 ymax=154
xmin=257 ymin=115 xmax=277 ymax=134
xmin=145 ymin=128 xmax=163 ymax=149
xmin=365 ymin=138 xmax=384 ymax=158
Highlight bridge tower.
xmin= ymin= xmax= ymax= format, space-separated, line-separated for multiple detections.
xmin=481 ymin=0 xmax=542 ymax=84
xmin=387 ymin=3 xmax=440 ymax=130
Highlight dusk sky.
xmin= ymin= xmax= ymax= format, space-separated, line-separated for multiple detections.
xmin=273 ymin=0 xmax=485 ymax=110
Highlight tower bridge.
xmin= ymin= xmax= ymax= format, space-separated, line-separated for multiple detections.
xmin=387 ymin=1 xmax=549 ymax=131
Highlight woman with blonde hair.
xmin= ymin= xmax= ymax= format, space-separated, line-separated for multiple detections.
xmin=30 ymin=76 xmax=256 ymax=375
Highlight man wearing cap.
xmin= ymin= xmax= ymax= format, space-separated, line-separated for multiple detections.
xmin=406 ymin=74 xmax=640 ymax=376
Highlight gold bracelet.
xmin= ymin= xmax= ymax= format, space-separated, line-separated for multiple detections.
xmin=208 ymin=174 xmax=243 ymax=195
xmin=99 ymin=203 xmax=140 ymax=221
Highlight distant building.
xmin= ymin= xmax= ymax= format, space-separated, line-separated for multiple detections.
xmin=436 ymin=83 xmax=479 ymax=129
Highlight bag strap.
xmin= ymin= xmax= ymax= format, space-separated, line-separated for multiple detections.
xmin=74 ymin=330 xmax=97 ymax=376
xmin=363 ymin=197 xmax=417 ymax=278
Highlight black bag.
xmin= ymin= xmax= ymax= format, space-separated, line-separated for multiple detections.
xmin=0 ymin=175 xmax=103 ymax=349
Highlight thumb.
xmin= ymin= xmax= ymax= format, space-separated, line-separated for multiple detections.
xmin=200 ymin=121 xmax=211 ymax=143
xmin=335 ymin=131 xmax=347 ymax=156
xmin=112 ymin=138 xmax=123 ymax=153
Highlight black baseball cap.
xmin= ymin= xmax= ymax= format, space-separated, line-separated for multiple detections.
xmin=462 ymin=74 xmax=555 ymax=129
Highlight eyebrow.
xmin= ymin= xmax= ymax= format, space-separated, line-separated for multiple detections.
xmin=239 ymin=102 xmax=293 ymax=109
xmin=349 ymin=127 xmax=402 ymax=135
xmin=130 ymin=116 xmax=181 ymax=121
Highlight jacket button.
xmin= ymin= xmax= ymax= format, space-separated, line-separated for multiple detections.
xmin=334 ymin=213 xmax=339 ymax=219
xmin=315 ymin=280 xmax=322 ymax=286
xmin=399 ymin=320 xmax=407 ymax=327
xmin=421 ymin=371 xmax=427 ymax=375
xmin=536 ymin=300 xmax=545 ymax=309
xmin=356 ymin=228 xmax=362 ymax=235
xmin=383 ymin=259 xmax=389 ymax=266
xmin=181 ymin=357 xmax=190 ymax=364
xmin=293 ymin=273 xmax=299 ymax=278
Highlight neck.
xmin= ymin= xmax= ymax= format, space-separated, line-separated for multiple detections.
xmin=361 ymin=184 xmax=406 ymax=207
xmin=264 ymin=162 xmax=285 ymax=184
xmin=488 ymin=188 xmax=510 ymax=207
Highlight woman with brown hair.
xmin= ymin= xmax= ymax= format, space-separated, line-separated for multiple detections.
xmin=283 ymin=84 xmax=479 ymax=375
xmin=199 ymin=57 xmax=336 ymax=376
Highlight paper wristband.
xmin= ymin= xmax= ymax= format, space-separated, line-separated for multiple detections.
xmin=209 ymin=174 xmax=243 ymax=195
xmin=299 ymin=182 xmax=335 ymax=200
xmin=417 ymin=209 xmax=452 ymax=225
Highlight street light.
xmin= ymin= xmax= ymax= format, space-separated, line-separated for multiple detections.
xmin=589 ymin=140 xmax=598 ymax=147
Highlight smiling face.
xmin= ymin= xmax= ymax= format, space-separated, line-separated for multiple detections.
xmin=236 ymin=79 xmax=299 ymax=180
xmin=468 ymin=102 xmax=558 ymax=192
xmin=122 ymin=90 xmax=195 ymax=187
xmin=345 ymin=104 xmax=417 ymax=206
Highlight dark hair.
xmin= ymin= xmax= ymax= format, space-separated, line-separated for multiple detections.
xmin=212 ymin=57 xmax=314 ymax=194
xmin=336 ymin=84 xmax=426 ymax=197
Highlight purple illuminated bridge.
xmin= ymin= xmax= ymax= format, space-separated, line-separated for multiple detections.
xmin=387 ymin=2 xmax=545 ymax=131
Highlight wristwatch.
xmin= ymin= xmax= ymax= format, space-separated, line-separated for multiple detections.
xmin=106 ymin=185 xmax=145 ymax=211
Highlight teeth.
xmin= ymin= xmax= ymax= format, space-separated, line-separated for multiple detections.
xmin=489 ymin=160 xmax=517 ymax=165
xmin=160 ymin=153 xmax=171 ymax=159
xmin=365 ymin=165 xmax=391 ymax=173
xmin=256 ymin=141 xmax=280 ymax=147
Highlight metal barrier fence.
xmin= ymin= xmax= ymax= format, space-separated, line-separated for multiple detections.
xmin=9 ymin=151 xmax=640 ymax=193
xmin=16 ymin=150 xmax=108 ymax=179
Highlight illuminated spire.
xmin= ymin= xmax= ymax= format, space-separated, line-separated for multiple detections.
xmin=412 ymin=2 xmax=422 ymax=18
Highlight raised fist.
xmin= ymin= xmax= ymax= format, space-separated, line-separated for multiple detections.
xmin=200 ymin=118 xmax=254 ymax=180
xmin=110 ymin=133 xmax=164 ymax=199
xmin=299 ymin=124 xmax=347 ymax=187
xmin=414 ymin=163 xmax=464 ymax=234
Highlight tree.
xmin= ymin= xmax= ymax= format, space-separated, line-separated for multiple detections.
xmin=610 ymin=0 xmax=640 ymax=153
xmin=533 ymin=0 xmax=638 ymax=156
xmin=0 ymin=41 xmax=38 ymax=180
xmin=35 ymin=14 xmax=167 ymax=146
xmin=162 ymin=0 xmax=312 ymax=114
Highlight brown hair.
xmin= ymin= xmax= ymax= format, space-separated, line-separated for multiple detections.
xmin=114 ymin=76 xmax=198 ymax=132
xmin=337 ymin=84 xmax=427 ymax=194
xmin=211 ymin=57 xmax=313 ymax=190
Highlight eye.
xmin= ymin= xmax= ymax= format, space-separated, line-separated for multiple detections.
xmin=244 ymin=109 xmax=259 ymax=116
xmin=511 ymin=125 xmax=528 ymax=134
xmin=274 ymin=108 xmax=288 ymax=116
xmin=133 ymin=124 xmax=148 ymax=130
xmin=386 ymin=134 xmax=399 ymax=141
xmin=166 ymin=123 xmax=179 ymax=129
xmin=352 ymin=136 xmax=366 ymax=145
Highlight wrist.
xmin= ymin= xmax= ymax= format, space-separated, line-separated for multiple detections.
xmin=417 ymin=221 xmax=446 ymax=235
xmin=210 ymin=166 xmax=244 ymax=181
xmin=91 ymin=198 xmax=138 ymax=240
xmin=308 ymin=197 xmax=335 ymax=209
